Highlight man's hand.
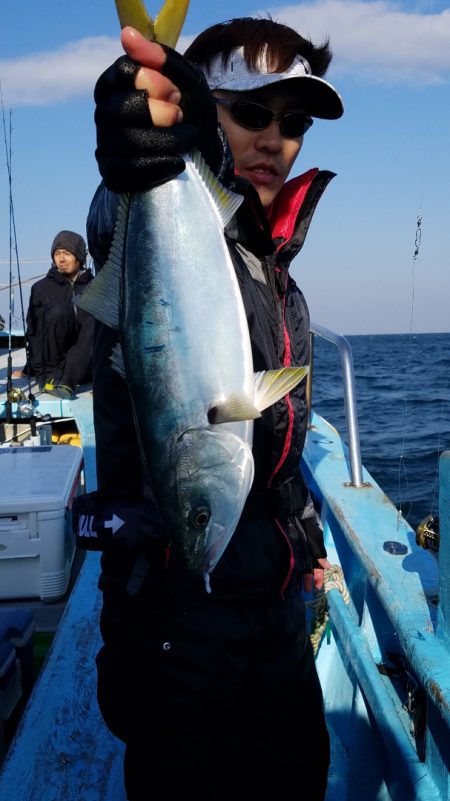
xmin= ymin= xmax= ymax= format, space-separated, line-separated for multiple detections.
xmin=94 ymin=26 xmax=224 ymax=193
xmin=303 ymin=557 xmax=332 ymax=593
xmin=121 ymin=27 xmax=182 ymax=128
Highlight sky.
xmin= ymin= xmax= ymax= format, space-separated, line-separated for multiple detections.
xmin=0 ymin=0 xmax=449 ymax=335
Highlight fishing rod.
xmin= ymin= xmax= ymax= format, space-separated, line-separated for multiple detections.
xmin=1 ymin=86 xmax=37 ymax=432
xmin=2 ymin=101 xmax=13 ymax=424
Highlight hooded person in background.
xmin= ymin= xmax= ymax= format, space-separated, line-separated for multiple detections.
xmin=24 ymin=230 xmax=95 ymax=399
xmin=82 ymin=15 xmax=344 ymax=801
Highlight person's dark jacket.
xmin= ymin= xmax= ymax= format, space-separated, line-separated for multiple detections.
xmin=86 ymin=167 xmax=333 ymax=598
xmin=26 ymin=265 xmax=94 ymax=387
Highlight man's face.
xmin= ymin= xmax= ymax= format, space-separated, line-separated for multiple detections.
xmin=53 ymin=249 xmax=81 ymax=279
xmin=214 ymin=83 xmax=306 ymax=209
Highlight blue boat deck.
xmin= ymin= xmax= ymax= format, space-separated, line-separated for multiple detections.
xmin=0 ymin=340 xmax=127 ymax=799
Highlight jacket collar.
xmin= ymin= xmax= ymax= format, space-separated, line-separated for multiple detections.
xmin=268 ymin=168 xmax=336 ymax=265
xmin=47 ymin=265 xmax=91 ymax=284
xmin=228 ymin=168 xmax=335 ymax=267
xmin=226 ymin=177 xmax=274 ymax=257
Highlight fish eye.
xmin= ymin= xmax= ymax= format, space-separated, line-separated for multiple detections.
xmin=189 ymin=506 xmax=211 ymax=529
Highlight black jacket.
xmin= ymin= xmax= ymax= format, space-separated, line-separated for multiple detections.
xmin=86 ymin=168 xmax=333 ymax=597
xmin=26 ymin=265 xmax=94 ymax=385
xmin=27 ymin=266 xmax=94 ymax=333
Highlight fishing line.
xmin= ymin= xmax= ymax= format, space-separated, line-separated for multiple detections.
xmin=396 ymin=219 xmax=420 ymax=527
xmin=396 ymin=0 xmax=435 ymax=528
xmin=0 ymin=272 xmax=46 ymax=290
xmin=417 ymin=0 xmax=449 ymax=525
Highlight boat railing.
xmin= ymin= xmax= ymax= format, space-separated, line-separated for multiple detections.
xmin=309 ymin=322 xmax=364 ymax=488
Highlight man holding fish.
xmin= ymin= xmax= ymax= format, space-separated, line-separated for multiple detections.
xmin=83 ymin=9 xmax=343 ymax=801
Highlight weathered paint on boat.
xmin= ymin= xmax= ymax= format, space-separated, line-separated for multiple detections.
xmin=303 ymin=411 xmax=449 ymax=800
xmin=0 ymin=331 xmax=449 ymax=800
xmin=0 ymin=385 xmax=127 ymax=800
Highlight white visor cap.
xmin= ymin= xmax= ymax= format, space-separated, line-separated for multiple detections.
xmin=204 ymin=46 xmax=343 ymax=120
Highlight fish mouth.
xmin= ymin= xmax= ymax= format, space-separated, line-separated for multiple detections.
xmin=190 ymin=518 xmax=227 ymax=574
xmin=184 ymin=531 xmax=211 ymax=572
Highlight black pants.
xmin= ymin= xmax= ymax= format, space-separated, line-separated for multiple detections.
xmin=97 ymin=582 xmax=330 ymax=801
xmin=28 ymin=302 xmax=94 ymax=386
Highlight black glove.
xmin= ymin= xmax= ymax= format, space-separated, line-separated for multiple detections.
xmin=94 ymin=46 xmax=228 ymax=193
xmin=302 ymin=514 xmax=327 ymax=566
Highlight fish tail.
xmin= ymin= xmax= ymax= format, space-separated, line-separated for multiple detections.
xmin=114 ymin=0 xmax=154 ymax=39
xmin=114 ymin=0 xmax=190 ymax=47
xmin=154 ymin=0 xmax=190 ymax=46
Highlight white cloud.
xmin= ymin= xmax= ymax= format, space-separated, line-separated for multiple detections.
xmin=0 ymin=37 xmax=122 ymax=106
xmin=1 ymin=2 xmax=449 ymax=106
xmin=270 ymin=1 xmax=450 ymax=84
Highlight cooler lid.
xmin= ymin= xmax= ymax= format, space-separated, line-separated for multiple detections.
xmin=0 ymin=445 xmax=82 ymax=513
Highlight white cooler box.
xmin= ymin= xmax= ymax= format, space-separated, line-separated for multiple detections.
xmin=0 ymin=445 xmax=82 ymax=602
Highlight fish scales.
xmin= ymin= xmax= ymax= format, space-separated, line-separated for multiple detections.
xmin=78 ymin=152 xmax=308 ymax=589
xmin=118 ymin=155 xmax=255 ymax=584
xmin=124 ymin=165 xmax=252 ymax=435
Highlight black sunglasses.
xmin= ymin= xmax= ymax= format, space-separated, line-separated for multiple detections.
xmin=214 ymin=97 xmax=313 ymax=139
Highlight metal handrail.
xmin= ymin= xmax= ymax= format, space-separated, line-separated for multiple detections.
xmin=308 ymin=322 xmax=364 ymax=487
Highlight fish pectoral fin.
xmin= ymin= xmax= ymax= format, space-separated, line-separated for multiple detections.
xmin=207 ymin=366 xmax=309 ymax=424
xmin=208 ymin=395 xmax=261 ymax=424
xmin=253 ymin=366 xmax=309 ymax=413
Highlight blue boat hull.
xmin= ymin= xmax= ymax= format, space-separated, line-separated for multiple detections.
xmin=0 ymin=335 xmax=449 ymax=800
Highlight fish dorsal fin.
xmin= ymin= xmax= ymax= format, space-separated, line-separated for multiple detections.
xmin=253 ymin=366 xmax=309 ymax=413
xmin=188 ymin=150 xmax=243 ymax=229
xmin=75 ymin=194 xmax=130 ymax=329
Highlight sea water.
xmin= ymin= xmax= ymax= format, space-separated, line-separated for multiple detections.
xmin=3 ymin=280 xmax=449 ymax=534
xmin=310 ymin=332 xmax=450 ymax=531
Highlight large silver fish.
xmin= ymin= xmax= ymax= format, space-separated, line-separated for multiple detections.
xmin=79 ymin=152 xmax=308 ymax=589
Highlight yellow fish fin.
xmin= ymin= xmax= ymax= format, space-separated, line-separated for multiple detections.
xmin=208 ymin=395 xmax=261 ymax=424
xmin=254 ymin=366 xmax=309 ymax=413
